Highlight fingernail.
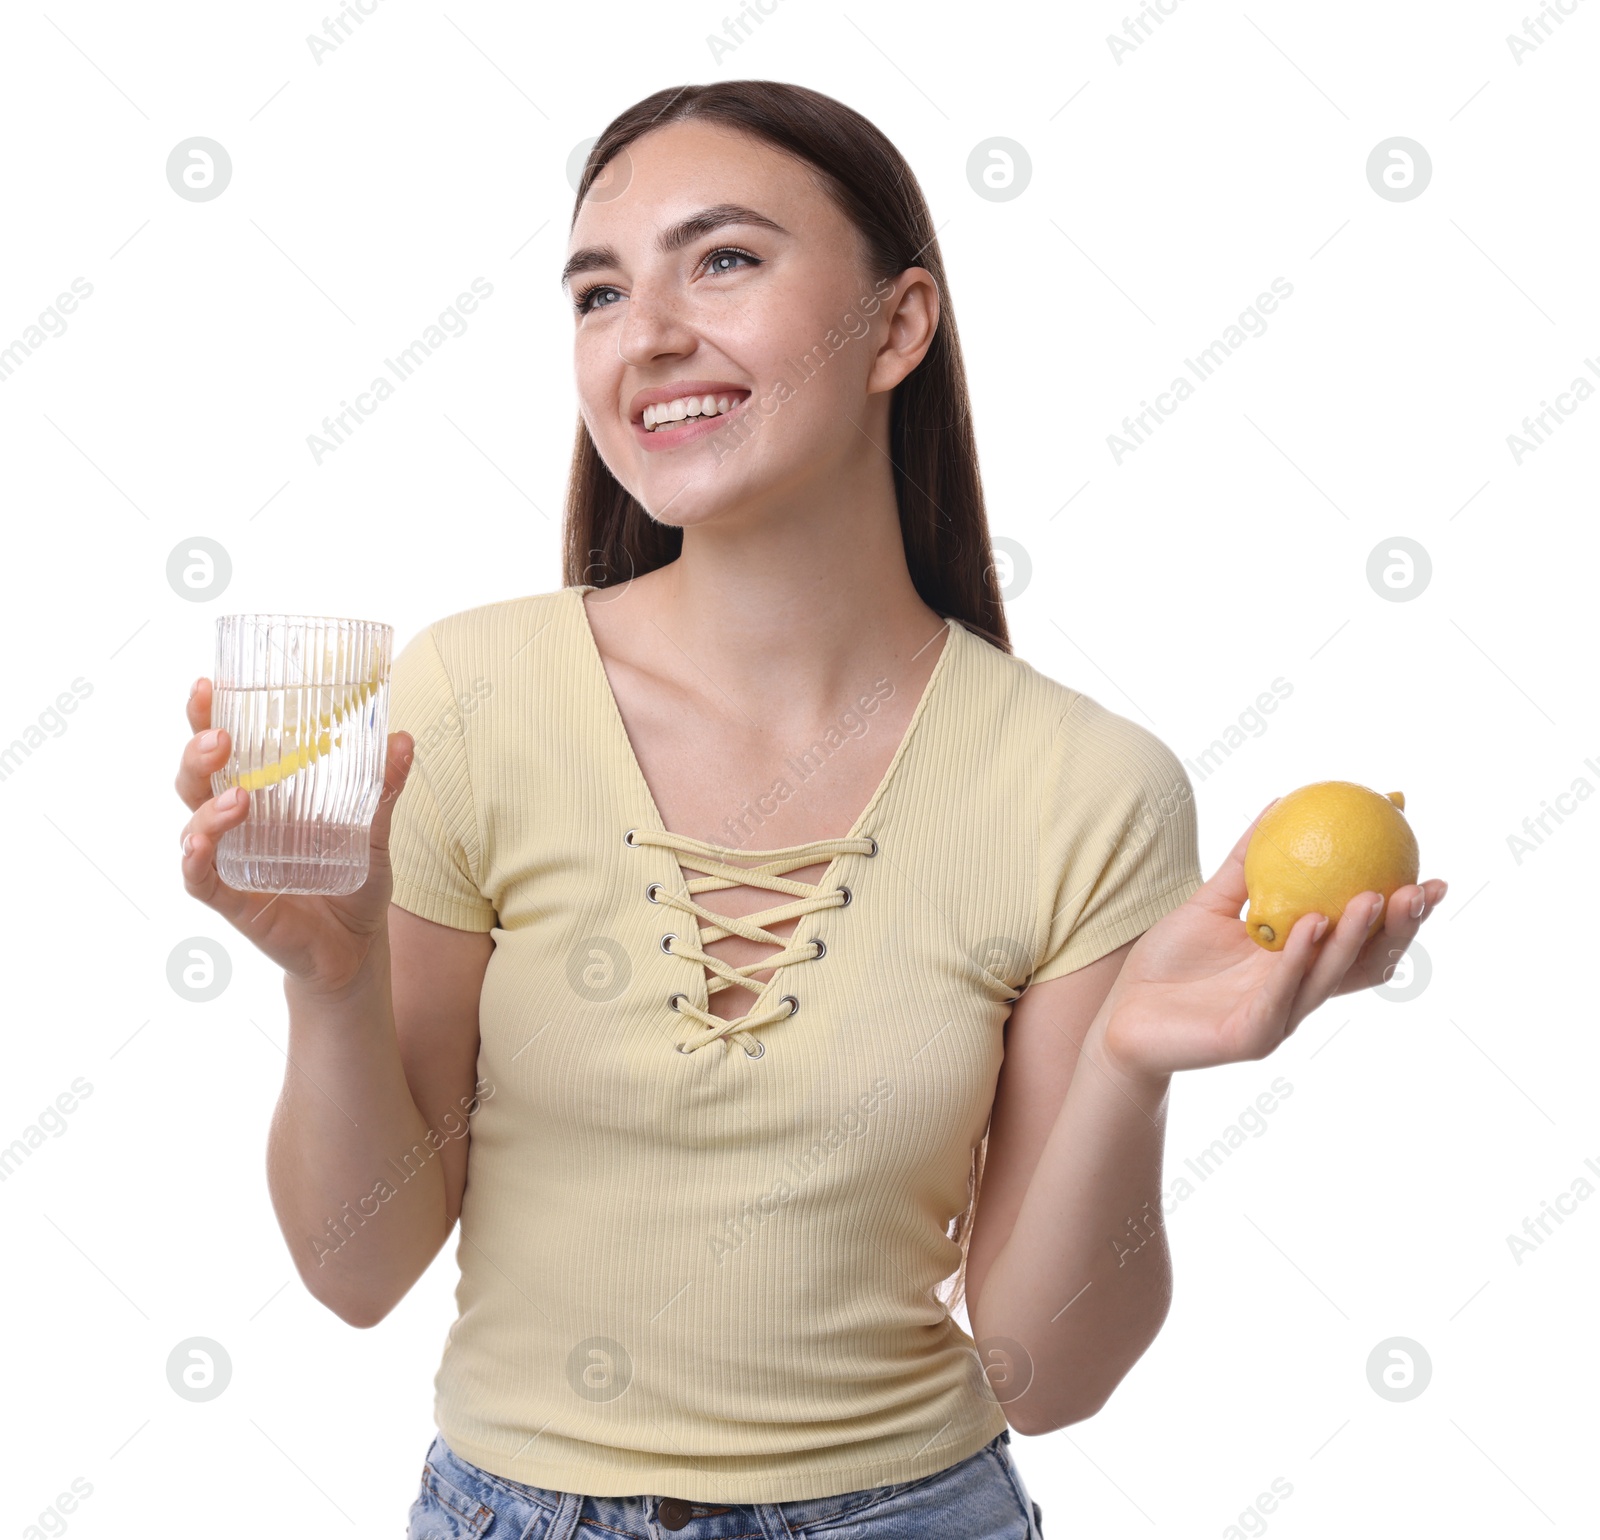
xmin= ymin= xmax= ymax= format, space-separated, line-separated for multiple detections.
xmin=181 ymin=833 xmax=193 ymax=857
xmin=1311 ymin=915 xmax=1329 ymax=942
xmin=1410 ymin=892 xmax=1425 ymax=919
xmin=1368 ymin=894 xmax=1385 ymax=920
xmin=190 ymin=677 xmax=202 ymax=699
xmin=200 ymin=729 xmax=219 ymax=752
xmin=217 ymin=787 xmax=238 ymax=809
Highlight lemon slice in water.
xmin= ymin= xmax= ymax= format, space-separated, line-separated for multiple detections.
xmin=234 ymin=664 xmax=384 ymax=793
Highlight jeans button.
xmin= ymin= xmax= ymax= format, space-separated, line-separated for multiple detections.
xmin=657 ymin=1498 xmax=692 ymax=1529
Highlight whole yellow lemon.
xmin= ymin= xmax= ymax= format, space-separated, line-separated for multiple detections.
xmin=1244 ymin=781 xmax=1419 ymax=951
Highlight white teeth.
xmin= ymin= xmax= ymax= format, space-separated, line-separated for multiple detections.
xmin=643 ymin=392 xmax=746 ymax=430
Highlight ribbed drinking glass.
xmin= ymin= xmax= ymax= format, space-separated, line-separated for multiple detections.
xmin=210 ymin=614 xmax=393 ymax=895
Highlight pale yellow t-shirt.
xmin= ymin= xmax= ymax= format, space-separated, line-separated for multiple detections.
xmin=386 ymin=582 xmax=1202 ymax=1502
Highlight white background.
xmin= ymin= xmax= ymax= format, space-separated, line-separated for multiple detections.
xmin=1 ymin=2 xmax=1595 ymax=1534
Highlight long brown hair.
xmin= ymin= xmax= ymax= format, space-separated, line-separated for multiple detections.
xmin=563 ymin=81 xmax=1006 ymax=1318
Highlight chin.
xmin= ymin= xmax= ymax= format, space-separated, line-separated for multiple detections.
xmin=630 ymin=457 xmax=779 ymax=527
xmin=633 ymin=488 xmax=742 ymax=529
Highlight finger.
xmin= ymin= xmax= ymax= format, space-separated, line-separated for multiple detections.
xmin=1342 ymin=883 xmax=1418 ymax=961
xmin=1246 ymin=905 xmax=1325 ymax=1049
xmin=1380 ymin=878 xmax=1447 ymax=929
xmin=1301 ymin=890 xmax=1384 ymax=1005
xmin=1333 ymin=881 xmax=1434 ymax=995
xmin=176 ymin=720 xmax=231 ymax=812
xmin=1388 ymin=881 xmax=1427 ymax=930
xmin=1366 ymin=881 xmax=1440 ymax=990
xmin=178 ymin=785 xmax=257 ymax=924
xmin=1195 ymin=796 xmax=1282 ymax=917
xmin=185 ymin=675 xmax=211 ymax=735
xmin=1384 ymin=881 xmax=1430 ymax=927
xmin=1409 ymin=877 xmax=1448 ymax=922
xmin=364 ymin=732 xmax=416 ymax=872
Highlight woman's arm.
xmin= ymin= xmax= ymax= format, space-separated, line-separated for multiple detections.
xmin=265 ymin=906 xmax=492 ymax=1327
xmin=967 ymin=800 xmax=1446 ymax=1434
xmin=965 ymin=940 xmax=1170 ymax=1436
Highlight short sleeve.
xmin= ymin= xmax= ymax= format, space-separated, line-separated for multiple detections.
xmin=386 ymin=625 xmax=497 ymax=932
xmin=1028 ymin=694 xmax=1203 ymax=986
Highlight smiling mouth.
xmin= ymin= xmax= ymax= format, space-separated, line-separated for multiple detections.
xmin=641 ymin=390 xmax=751 ymax=432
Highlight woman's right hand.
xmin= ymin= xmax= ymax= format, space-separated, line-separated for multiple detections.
xmin=176 ymin=675 xmax=417 ymax=996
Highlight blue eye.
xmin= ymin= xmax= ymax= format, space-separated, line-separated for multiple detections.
xmin=572 ymin=245 xmax=762 ymax=316
xmin=572 ymin=281 xmax=620 ymax=316
xmin=703 ymin=246 xmax=759 ymax=277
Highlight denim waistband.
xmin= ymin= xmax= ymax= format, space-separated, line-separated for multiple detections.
xmin=414 ymin=1426 xmax=1020 ymax=1537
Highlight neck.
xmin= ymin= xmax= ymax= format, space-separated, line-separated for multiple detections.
xmin=621 ymin=439 xmax=945 ymax=716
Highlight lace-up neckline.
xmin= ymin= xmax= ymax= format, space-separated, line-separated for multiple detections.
xmin=571 ymin=584 xmax=961 ymax=1058
xmin=627 ymin=828 xmax=877 ymax=1055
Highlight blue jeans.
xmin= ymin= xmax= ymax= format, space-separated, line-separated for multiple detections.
xmin=407 ymin=1427 xmax=1045 ymax=1539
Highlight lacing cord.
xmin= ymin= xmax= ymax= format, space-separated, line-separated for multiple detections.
xmin=626 ymin=828 xmax=877 ymax=1055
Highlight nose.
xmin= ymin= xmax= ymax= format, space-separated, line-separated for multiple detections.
xmin=616 ymin=273 xmax=697 ymax=365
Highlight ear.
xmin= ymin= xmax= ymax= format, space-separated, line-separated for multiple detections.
xmin=865 ymin=268 xmax=940 ymax=395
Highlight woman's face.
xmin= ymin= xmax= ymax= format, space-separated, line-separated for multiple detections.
xmin=564 ymin=120 xmax=924 ymax=530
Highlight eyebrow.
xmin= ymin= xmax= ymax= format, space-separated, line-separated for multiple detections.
xmin=560 ymin=203 xmax=790 ymax=292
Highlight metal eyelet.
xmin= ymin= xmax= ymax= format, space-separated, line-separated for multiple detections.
xmin=779 ymin=994 xmax=799 ymax=1017
xmin=863 ymin=835 xmax=879 ymax=857
xmin=835 ymin=885 xmax=852 ymax=907
xmin=742 ymin=1039 xmax=766 ymax=1058
xmin=810 ymin=938 xmax=827 ymax=960
xmin=623 ymin=828 xmax=639 ymax=847
xmin=646 ymin=882 xmax=662 ymax=903
xmin=667 ymin=992 xmax=687 ymax=1011
xmin=660 ymin=933 xmax=677 ymax=955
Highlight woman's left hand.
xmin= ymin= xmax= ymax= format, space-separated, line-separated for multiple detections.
xmin=1096 ymin=799 xmax=1449 ymax=1079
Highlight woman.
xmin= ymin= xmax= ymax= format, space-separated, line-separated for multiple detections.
xmin=175 ymin=81 xmax=1446 ymax=1538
